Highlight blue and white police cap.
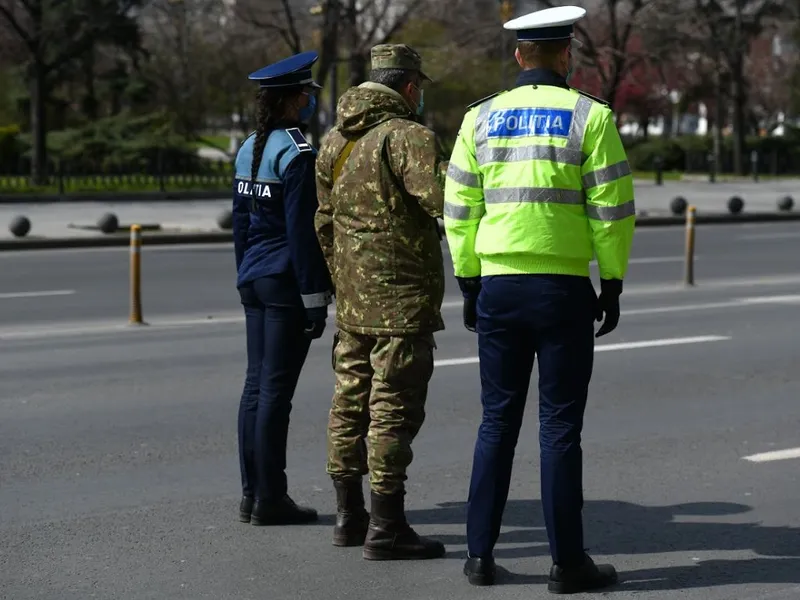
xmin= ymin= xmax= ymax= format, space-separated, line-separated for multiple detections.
xmin=248 ymin=51 xmax=323 ymax=89
xmin=503 ymin=5 xmax=586 ymax=48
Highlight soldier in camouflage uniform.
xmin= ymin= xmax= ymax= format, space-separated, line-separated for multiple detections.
xmin=314 ymin=43 xmax=447 ymax=561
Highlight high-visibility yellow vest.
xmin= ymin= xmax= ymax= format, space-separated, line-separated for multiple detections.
xmin=444 ymin=85 xmax=635 ymax=281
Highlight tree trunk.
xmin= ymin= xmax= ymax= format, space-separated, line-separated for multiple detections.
xmin=638 ymin=114 xmax=649 ymax=141
xmin=83 ymin=47 xmax=98 ymax=121
xmin=345 ymin=0 xmax=362 ymax=87
xmin=29 ymin=59 xmax=47 ymax=185
xmin=732 ymin=0 xmax=745 ymax=175
xmin=714 ymin=66 xmax=723 ymax=171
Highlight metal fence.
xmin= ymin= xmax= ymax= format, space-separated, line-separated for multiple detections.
xmin=0 ymin=157 xmax=234 ymax=193
xmin=683 ymin=149 xmax=800 ymax=176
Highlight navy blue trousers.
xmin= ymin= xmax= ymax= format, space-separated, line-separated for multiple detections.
xmin=466 ymin=274 xmax=598 ymax=567
xmin=237 ymin=274 xmax=311 ymax=501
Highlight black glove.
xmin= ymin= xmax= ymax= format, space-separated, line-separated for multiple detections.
xmin=304 ymin=306 xmax=327 ymax=340
xmin=457 ymin=276 xmax=481 ymax=333
xmin=595 ymin=279 xmax=622 ymax=338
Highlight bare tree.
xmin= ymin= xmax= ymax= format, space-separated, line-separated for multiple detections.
xmin=236 ymin=0 xmax=428 ymax=136
xmin=688 ymin=0 xmax=790 ymax=173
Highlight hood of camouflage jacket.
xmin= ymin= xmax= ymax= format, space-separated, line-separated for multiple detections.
xmin=336 ymin=83 xmax=416 ymax=135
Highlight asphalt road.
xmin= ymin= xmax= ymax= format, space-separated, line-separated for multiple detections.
xmin=2 ymin=221 xmax=800 ymax=599
xmin=2 ymin=221 xmax=800 ymax=330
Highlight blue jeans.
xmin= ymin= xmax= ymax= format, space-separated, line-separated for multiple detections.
xmin=237 ymin=274 xmax=312 ymax=501
xmin=466 ymin=274 xmax=598 ymax=567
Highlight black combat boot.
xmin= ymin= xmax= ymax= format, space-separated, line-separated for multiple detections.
xmin=547 ymin=553 xmax=618 ymax=594
xmin=362 ymin=491 xmax=446 ymax=560
xmin=332 ymin=479 xmax=370 ymax=547
xmin=250 ymin=494 xmax=318 ymax=526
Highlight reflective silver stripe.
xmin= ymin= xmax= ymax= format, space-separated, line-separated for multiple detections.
xmin=586 ymin=200 xmax=636 ymax=221
xmin=476 ymin=144 xmax=583 ymax=167
xmin=566 ymin=96 xmax=593 ymax=154
xmin=473 ymin=100 xmax=495 ymax=156
xmin=301 ymin=291 xmax=331 ymax=309
xmin=582 ymin=160 xmax=632 ymax=189
xmin=484 ymin=187 xmax=585 ymax=205
xmin=446 ymin=162 xmax=481 ymax=188
xmin=444 ymin=201 xmax=485 ymax=220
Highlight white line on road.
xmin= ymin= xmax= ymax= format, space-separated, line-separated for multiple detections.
xmin=0 ymin=289 xmax=76 ymax=299
xmin=622 ymin=294 xmax=800 ymax=316
xmin=739 ymin=232 xmax=800 ymax=241
xmin=5 ymin=290 xmax=800 ymax=341
xmin=742 ymin=447 xmax=800 ymax=463
xmin=433 ymin=335 xmax=731 ymax=367
xmin=619 ymin=256 xmax=695 ymax=265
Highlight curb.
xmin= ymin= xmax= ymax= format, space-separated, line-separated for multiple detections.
xmin=0 ymin=231 xmax=232 ymax=251
xmin=0 ymin=191 xmax=227 ymax=204
xmin=2 ymin=212 xmax=799 ymax=251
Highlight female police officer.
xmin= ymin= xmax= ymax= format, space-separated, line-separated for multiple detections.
xmin=232 ymin=51 xmax=333 ymax=526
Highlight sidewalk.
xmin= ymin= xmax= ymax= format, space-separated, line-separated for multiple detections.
xmin=1 ymin=179 xmax=798 ymax=241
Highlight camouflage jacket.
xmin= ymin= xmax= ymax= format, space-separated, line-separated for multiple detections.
xmin=315 ymin=83 xmax=447 ymax=336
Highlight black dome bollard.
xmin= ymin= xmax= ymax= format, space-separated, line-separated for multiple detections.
xmin=670 ymin=196 xmax=687 ymax=216
xmin=97 ymin=212 xmax=119 ymax=234
xmin=9 ymin=215 xmax=31 ymax=238
xmin=777 ymin=195 xmax=794 ymax=212
xmin=728 ymin=196 xmax=744 ymax=214
xmin=217 ymin=209 xmax=233 ymax=230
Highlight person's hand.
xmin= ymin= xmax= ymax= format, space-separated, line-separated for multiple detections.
xmin=457 ymin=276 xmax=481 ymax=333
xmin=595 ymin=279 xmax=622 ymax=338
xmin=304 ymin=306 xmax=328 ymax=340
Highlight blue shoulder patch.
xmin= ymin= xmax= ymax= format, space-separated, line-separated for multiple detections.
xmin=486 ymin=107 xmax=573 ymax=139
xmin=234 ymin=135 xmax=255 ymax=178
xmin=285 ymin=128 xmax=313 ymax=153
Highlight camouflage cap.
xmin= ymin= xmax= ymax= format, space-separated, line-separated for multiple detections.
xmin=370 ymin=44 xmax=432 ymax=82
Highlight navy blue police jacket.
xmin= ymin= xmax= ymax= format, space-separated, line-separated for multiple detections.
xmin=232 ymin=125 xmax=333 ymax=311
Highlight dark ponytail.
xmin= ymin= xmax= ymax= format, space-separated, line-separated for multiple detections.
xmin=249 ymin=86 xmax=304 ymax=199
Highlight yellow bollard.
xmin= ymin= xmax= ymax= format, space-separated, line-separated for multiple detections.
xmin=129 ymin=224 xmax=143 ymax=324
xmin=684 ymin=206 xmax=696 ymax=287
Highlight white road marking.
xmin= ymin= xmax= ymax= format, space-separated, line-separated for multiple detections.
xmin=433 ymin=335 xmax=731 ymax=367
xmin=742 ymin=447 xmax=800 ymax=463
xmin=615 ymin=256 xmax=694 ymax=265
xmin=623 ymin=274 xmax=800 ymax=296
xmin=739 ymin=232 xmax=800 ymax=241
xmin=622 ymin=294 xmax=800 ymax=316
xmin=5 ymin=289 xmax=800 ymax=341
xmin=0 ymin=289 xmax=76 ymax=299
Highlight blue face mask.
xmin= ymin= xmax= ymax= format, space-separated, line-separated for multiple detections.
xmin=299 ymin=94 xmax=317 ymax=123
xmin=416 ymin=89 xmax=425 ymax=116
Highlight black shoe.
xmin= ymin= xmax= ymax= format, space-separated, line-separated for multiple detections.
xmin=239 ymin=496 xmax=255 ymax=523
xmin=332 ymin=479 xmax=370 ymax=547
xmin=250 ymin=495 xmax=318 ymax=526
xmin=362 ymin=491 xmax=446 ymax=560
xmin=464 ymin=555 xmax=496 ymax=586
xmin=547 ymin=553 xmax=618 ymax=594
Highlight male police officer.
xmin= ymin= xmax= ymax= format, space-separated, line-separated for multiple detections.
xmin=443 ymin=6 xmax=635 ymax=593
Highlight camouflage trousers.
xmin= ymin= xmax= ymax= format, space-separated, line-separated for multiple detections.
xmin=326 ymin=329 xmax=436 ymax=496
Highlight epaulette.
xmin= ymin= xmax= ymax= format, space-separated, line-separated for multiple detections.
xmin=242 ymin=131 xmax=255 ymax=145
xmin=573 ymin=89 xmax=610 ymax=107
xmin=466 ymin=90 xmax=506 ymax=110
xmin=285 ymin=127 xmax=313 ymax=153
